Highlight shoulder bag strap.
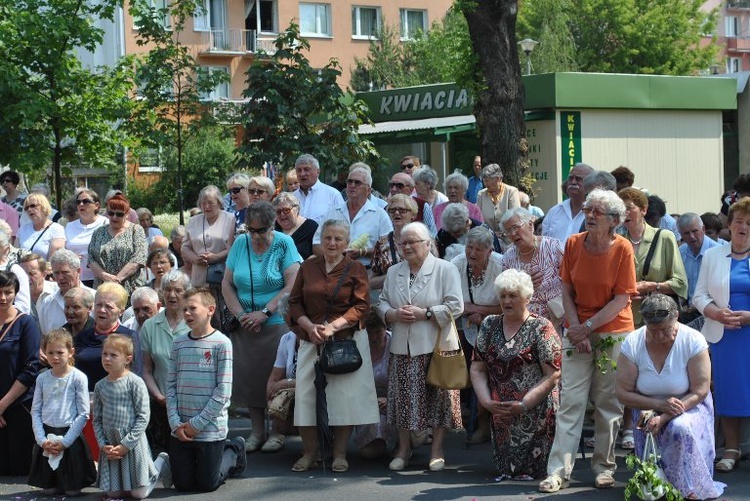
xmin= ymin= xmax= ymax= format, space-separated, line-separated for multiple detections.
xmin=29 ymin=224 xmax=52 ymax=255
xmin=388 ymin=232 xmax=398 ymax=264
xmin=641 ymin=229 xmax=662 ymax=278
xmin=465 ymin=263 xmax=475 ymax=304
xmin=0 ymin=312 xmax=23 ymax=344
xmin=324 ymin=261 xmax=353 ymax=322
xmin=245 ymin=234 xmax=256 ymax=311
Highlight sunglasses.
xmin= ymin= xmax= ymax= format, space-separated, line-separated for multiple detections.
xmin=275 ymin=207 xmax=293 ymax=216
xmin=229 ymin=187 xmax=245 ymax=194
xmin=400 ymin=163 xmax=414 ymax=170
xmin=24 ymin=203 xmax=40 ymax=211
xmin=0 ymin=179 xmax=12 ymax=184
xmin=247 ymin=226 xmax=271 ymax=234
xmin=346 ymin=179 xmax=365 ymax=186
xmin=107 ymin=210 xmax=126 ymax=218
xmin=642 ymin=309 xmax=671 ymax=321
xmin=387 ymin=207 xmax=410 ymax=215
xmin=76 ymin=198 xmax=95 ymax=205
xmin=388 ymin=182 xmax=409 ymax=190
xmin=248 ymin=188 xmax=266 ymax=196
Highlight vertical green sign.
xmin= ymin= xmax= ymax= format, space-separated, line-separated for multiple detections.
xmin=560 ymin=111 xmax=581 ymax=180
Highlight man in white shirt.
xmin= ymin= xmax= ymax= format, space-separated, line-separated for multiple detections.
xmin=313 ymin=166 xmax=393 ymax=267
xmin=293 ymin=154 xmax=345 ymax=226
xmin=37 ymin=249 xmax=95 ymax=335
xmin=542 ymin=163 xmax=595 ymax=243
xmin=122 ymin=286 xmax=162 ymax=334
xmin=19 ymin=253 xmax=57 ymax=319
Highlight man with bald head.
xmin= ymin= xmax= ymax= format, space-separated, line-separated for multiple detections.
xmin=388 ymin=172 xmax=437 ymax=236
xmin=678 ymin=212 xmax=720 ymax=322
xmin=542 ymin=162 xmax=595 ymax=242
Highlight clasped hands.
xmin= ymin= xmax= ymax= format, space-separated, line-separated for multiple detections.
xmin=174 ymin=422 xmax=199 ymax=442
xmin=102 ymin=443 xmax=129 ymax=460
xmin=482 ymin=399 xmax=524 ymax=424
xmin=566 ymin=323 xmax=592 ymax=353
xmin=307 ymin=323 xmax=336 ymax=344
xmin=41 ymin=440 xmax=65 ymax=456
xmin=238 ymin=311 xmax=266 ymax=332
xmin=393 ymin=305 xmax=429 ymax=324
xmin=714 ymin=307 xmax=749 ymax=329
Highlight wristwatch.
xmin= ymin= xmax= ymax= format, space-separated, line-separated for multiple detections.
xmin=262 ymin=307 xmax=273 ymax=317
xmin=584 ymin=319 xmax=594 ymax=332
xmin=655 ymin=283 xmax=662 ymax=293
xmin=425 ymin=307 xmax=433 ymax=320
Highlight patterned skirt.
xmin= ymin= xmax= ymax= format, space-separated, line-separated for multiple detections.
xmin=387 ymin=353 xmax=462 ymax=430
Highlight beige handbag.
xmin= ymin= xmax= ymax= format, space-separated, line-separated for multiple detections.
xmin=426 ymin=312 xmax=470 ymax=390
xmin=267 ymin=388 xmax=295 ymax=421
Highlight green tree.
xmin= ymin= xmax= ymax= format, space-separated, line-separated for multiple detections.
xmin=0 ymin=0 xmax=133 ymax=207
xmin=516 ymin=0 xmax=579 ymax=73
xmin=126 ymin=0 xmax=230 ymax=224
xmin=239 ymin=23 xmax=378 ymax=177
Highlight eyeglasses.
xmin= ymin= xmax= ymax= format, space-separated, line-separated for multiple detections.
xmin=387 ymin=207 xmax=410 ymax=215
xmin=247 ymin=189 xmax=266 ymax=196
xmin=400 ymin=163 xmax=414 ymax=170
xmin=581 ymin=207 xmax=614 ymax=218
xmin=247 ymin=226 xmax=271 ymax=234
xmin=397 ymin=239 xmax=426 ymax=248
xmin=0 ymin=179 xmax=11 ymax=184
xmin=76 ymin=198 xmax=95 ymax=205
xmin=347 ymin=179 xmax=365 ymax=187
xmin=500 ymin=222 xmax=526 ymax=238
xmin=107 ymin=210 xmax=126 ymax=218
xmin=275 ymin=207 xmax=293 ymax=216
xmin=229 ymin=187 xmax=246 ymax=194
xmin=642 ymin=309 xmax=672 ymax=321
xmin=24 ymin=203 xmax=40 ymax=211
xmin=388 ymin=182 xmax=409 ymax=190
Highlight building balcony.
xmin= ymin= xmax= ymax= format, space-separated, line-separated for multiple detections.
xmin=727 ymin=0 xmax=750 ymax=9
xmin=199 ymin=29 xmax=277 ymax=56
xmin=726 ymin=36 xmax=750 ymax=52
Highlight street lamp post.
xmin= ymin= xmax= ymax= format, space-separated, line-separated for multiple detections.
xmin=518 ymin=38 xmax=539 ymax=75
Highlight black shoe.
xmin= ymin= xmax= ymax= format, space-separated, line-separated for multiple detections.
xmin=227 ymin=436 xmax=247 ymax=477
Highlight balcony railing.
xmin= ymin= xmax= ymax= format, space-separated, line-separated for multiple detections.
xmin=728 ymin=0 xmax=750 ymax=9
xmin=726 ymin=36 xmax=750 ymax=52
xmin=199 ymin=29 xmax=277 ymax=56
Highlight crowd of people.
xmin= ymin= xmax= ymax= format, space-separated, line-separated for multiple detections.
xmin=0 ymin=158 xmax=745 ymax=500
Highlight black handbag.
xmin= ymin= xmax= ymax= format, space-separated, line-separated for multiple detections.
xmin=319 ymin=337 xmax=362 ymax=374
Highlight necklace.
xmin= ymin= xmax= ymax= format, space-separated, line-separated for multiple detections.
xmin=731 ymin=245 xmax=750 ymax=255
xmin=467 ymin=263 xmax=486 ymax=288
xmin=518 ymin=237 xmax=537 ymax=257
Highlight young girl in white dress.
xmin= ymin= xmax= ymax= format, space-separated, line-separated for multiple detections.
xmin=93 ymin=334 xmax=171 ymax=499
xmin=29 ymin=329 xmax=97 ymax=495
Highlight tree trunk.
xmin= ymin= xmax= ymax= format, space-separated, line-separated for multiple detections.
xmin=461 ymin=0 xmax=528 ymax=187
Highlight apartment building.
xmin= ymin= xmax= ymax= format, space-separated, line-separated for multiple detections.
xmin=702 ymin=0 xmax=750 ymax=73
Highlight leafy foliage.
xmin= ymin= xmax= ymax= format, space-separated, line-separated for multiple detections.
xmin=565 ymin=335 xmax=622 ymax=374
xmin=238 ymin=23 xmax=379 ymax=177
xmin=625 ymin=447 xmax=683 ymax=501
xmin=0 ymin=0 xmax=134 ymax=206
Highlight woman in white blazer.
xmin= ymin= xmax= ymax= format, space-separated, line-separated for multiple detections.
xmin=693 ymin=197 xmax=750 ymax=472
xmin=376 ymin=222 xmax=464 ymax=473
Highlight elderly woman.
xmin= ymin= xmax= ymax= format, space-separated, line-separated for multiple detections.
xmin=616 ymin=294 xmax=725 ymax=499
xmin=413 ymin=166 xmax=448 ymax=209
xmin=226 ymin=173 xmax=252 ymax=232
xmin=693 ymin=196 xmax=750 ymax=472
xmin=370 ymin=194 xmax=418 ymax=290
xmin=74 ymin=283 xmax=141 ymax=390
xmin=501 ymin=207 xmax=564 ymax=325
xmin=146 ymin=248 xmax=173 ymax=290
xmin=0 ymin=271 xmax=41 ymax=475
xmin=471 ymin=269 xmax=561 ymax=480
xmin=19 ymin=193 xmax=66 ymax=260
xmin=433 ymin=172 xmax=483 ymax=230
xmin=437 ymin=202 xmax=501 ymax=259
xmin=182 ymin=185 xmax=235 ymax=287
xmin=377 ymin=222 xmax=464 ymax=472
xmin=287 ymin=219 xmax=377 ymax=472
xmin=169 ymin=225 xmax=186 ymax=270
xmin=88 ymin=193 xmax=148 ymax=296
xmin=140 ymin=270 xmax=192 ymax=453
xmin=63 ymin=287 xmax=95 ymax=336
xmin=136 ymin=207 xmax=163 ymax=239
xmin=249 ymin=175 xmax=275 ymax=203
xmin=539 ymin=189 xmax=637 ymax=493
xmin=222 ymin=201 xmax=301 ymax=453
xmin=0 ymin=229 xmax=31 ymax=314
xmin=475 ymin=164 xmax=521 ymax=235
xmin=65 ymin=189 xmax=107 ymax=287
xmin=272 ymin=192 xmax=317 ymax=259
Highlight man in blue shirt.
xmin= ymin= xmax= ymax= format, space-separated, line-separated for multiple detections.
xmin=678 ymin=212 xmax=720 ymax=323
xmin=465 ymin=155 xmax=483 ymax=204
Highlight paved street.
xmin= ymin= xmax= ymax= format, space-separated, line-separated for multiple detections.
xmin=1 ymin=418 xmax=748 ymax=501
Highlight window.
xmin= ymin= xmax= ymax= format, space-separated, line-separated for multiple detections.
xmin=299 ymin=3 xmax=331 ymax=37
xmin=133 ymin=0 xmax=171 ymax=30
xmin=727 ymin=57 xmax=741 ymax=73
xmin=246 ymin=0 xmax=277 ymax=34
xmin=138 ymin=147 xmax=163 ymax=172
xmin=726 ymin=16 xmax=739 ymax=37
xmin=194 ymin=0 xmax=227 ymax=33
xmin=199 ymin=66 xmax=230 ymax=101
xmin=352 ymin=6 xmax=380 ymax=39
xmin=400 ymin=9 xmax=426 ymax=40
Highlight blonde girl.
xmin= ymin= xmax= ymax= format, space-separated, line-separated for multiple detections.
xmin=29 ymin=329 xmax=96 ymax=495
xmin=93 ymin=335 xmax=171 ymax=499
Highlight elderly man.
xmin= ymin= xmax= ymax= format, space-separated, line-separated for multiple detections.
xmin=519 ymin=191 xmax=544 ymax=220
xmin=387 ymin=172 xmax=437 ymax=236
xmin=542 ymin=163 xmax=595 ymax=243
xmin=36 ymin=249 xmax=95 ymax=334
xmin=62 ymin=287 xmax=95 ymax=335
xmin=149 ymin=235 xmax=179 ymax=268
xmin=312 ymin=165 xmax=393 ymax=266
xmin=19 ymin=253 xmax=57 ymax=318
xmin=465 ymin=155 xmax=483 ymax=204
xmin=122 ymin=286 xmax=162 ymax=334
xmin=678 ymin=212 xmax=720 ymax=323
xmin=293 ymin=153 xmax=345 ymax=226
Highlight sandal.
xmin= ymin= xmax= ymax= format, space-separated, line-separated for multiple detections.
xmin=716 ymin=449 xmax=741 ymax=472
xmin=331 ymin=457 xmax=349 ymax=473
xmin=291 ymin=454 xmax=319 ymax=472
xmin=539 ymin=474 xmax=568 ymax=493
xmin=621 ymin=429 xmax=635 ymax=450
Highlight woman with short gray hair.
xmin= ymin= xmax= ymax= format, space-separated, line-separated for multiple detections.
xmin=437 ymin=203 xmax=502 ymax=259
xmin=434 ymin=172 xmax=483 ymax=230
xmin=250 ymin=176 xmax=275 ymax=201
xmin=273 ymin=191 xmax=317 ymax=259
xmin=476 ymin=163 xmax=521 ymax=234
xmin=413 ymin=166 xmax=448 ymax=209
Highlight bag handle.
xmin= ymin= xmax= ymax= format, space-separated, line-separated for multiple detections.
xmin=641 ymin=229 xmax=662 ymax=278
xmin=642 ymin=431 xmax=658 ymax=461
xmin=432 ymin=310 xmax=459 ymax=353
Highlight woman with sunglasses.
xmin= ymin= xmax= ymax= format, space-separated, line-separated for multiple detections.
xmin=539 ymin=189 xmax=636 ymax=493
xmin=226 ymin=173 xmax=252 ymax=233
xmin=222 ymin=201 xmax=302 ymax=453
xmin=88 ymin=193 xmax=147 ymax=297
xmin=65 ymin=189 xmax=107 ymax=287
xmin=370 ymin=194 xmax=418 ymax=291
xmin=18 ymin=194 xmax=66 ymax=260
xmin=272 ymin=192 xmax=317 ymax=259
